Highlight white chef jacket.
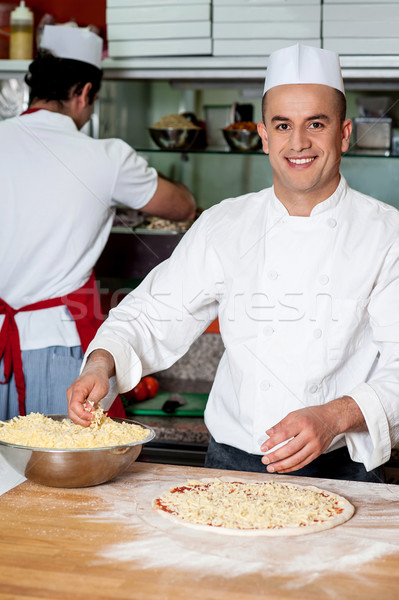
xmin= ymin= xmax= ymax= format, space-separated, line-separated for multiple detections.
xmin=85 ymin=176 xmax=399 ymax=471
xmin=0 ymin=110 xmax=158 ymax=350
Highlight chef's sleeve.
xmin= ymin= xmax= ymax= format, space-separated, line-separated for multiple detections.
xmin=105 ymin=139 xmax=158 ymax=210
xmin=83 ymin=209 xmax=222 ymax=395
xmin=346 ymin=240 xmax=399 ymax=471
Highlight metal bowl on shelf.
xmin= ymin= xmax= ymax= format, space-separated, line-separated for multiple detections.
xmin=0 ymin=415 xmax=155 ymax=488
xmin=149 ymin=127 xmax=199 ymax=151
xmin=222 ymin=128 xmax=262 ymax=152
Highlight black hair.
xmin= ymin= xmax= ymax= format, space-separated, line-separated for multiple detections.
xmin=25 ymin=49 xmax=103 ymax=106
xmin=262 ymin=88 xmax=347 ymax=124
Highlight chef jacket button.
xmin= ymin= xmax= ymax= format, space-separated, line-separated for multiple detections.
xmin=260 ymin=380 xmax=271 ymax=391
xmin=263 ymin=326 xmax=274 ymax=336
xmin=268 ymin=270 xmax=278 ymax=280
xmin=319 ymin=274 xmax=329 ymax=285
xmin=327 ymin=218 xmax=337 ymax=229
xmin=309 ymin=383 xmax=319 ymax=393
xmin=313 ymin=328 xmax=322 ymax=339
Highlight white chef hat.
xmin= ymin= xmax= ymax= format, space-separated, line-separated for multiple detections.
xmin=263 ymin=43 xmax=345 ymax=96
xmin=40 ymin=25 xmax=103 ymax=70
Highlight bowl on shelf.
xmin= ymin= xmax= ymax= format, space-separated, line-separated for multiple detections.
xmin=222 ymin=127 xmax=262 ymax=152
xmin=149 ymin=127 xmax=200 ymax=151
xmin=0 ymin=415 xmax=155 ymax=488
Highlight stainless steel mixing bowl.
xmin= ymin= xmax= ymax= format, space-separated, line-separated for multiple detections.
xmin=222 ymin=128 xmax=262 ymax=152
xmin=149 ymin=127 xmax=199 ymax=151
xmin=0 ymin=415 xmax=155 ymax=488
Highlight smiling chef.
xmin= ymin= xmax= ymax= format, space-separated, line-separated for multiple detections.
xmin=68 ymin=43 xmax=399 ymax=483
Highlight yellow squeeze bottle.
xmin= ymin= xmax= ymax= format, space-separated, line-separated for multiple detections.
xmin=9 ymin=1 xmax=33 ymax=60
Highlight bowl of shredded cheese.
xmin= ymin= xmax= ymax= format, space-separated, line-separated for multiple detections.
xmin=0 ymin=411 xmax=155 ymax=488
xmin=149 ymin=113 xmax=200 ymax=150
xmin=222 ymin=122 xmax=262 ymax=152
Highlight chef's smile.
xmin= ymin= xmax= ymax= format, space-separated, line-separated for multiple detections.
xmin=286 ymin=156 xmax=317 ymax=167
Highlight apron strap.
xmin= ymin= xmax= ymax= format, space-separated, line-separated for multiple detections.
xmin=0 ymin=271 xmax=128 ymax=417
xmin=0 ymin=299 xmax=26 ymax=415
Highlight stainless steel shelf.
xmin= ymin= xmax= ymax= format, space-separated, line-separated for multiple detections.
xmin=137 ymin=146 xmax=399 ymax=158
xmin=3 ymin=56 xmax=399 ymax=84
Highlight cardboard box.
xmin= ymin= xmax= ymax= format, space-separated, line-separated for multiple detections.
xmin=106 ymin=5 xmax=210 ymax=24
xmin=323 ymin=21 xmax=399 ymax=38
xmin=213 ymin=4 xmax=320 ymax=21
xmin=108 ymin=21 xmax=211 ymax=41
xmin=323 ymin=3 xmax=399 ymax=20
xmin=108 ymin=38 xmax=212 ymax=57
xmin=324 ymin=0 xmax=399 ymax=3
xmin=107 ymin=0 xmax=209 ymax=5
xmin=213 ymin=0 xmax=319 ymax=4
xmin=322 ymin=4 xmax=399 ymax=50
xmin=213 ymin=38 xmax=320 ymax=56
xmin=213 ymin=21 xmax=320 ymax=38
xmin=323 ymin=38 xmax=399 ymax=55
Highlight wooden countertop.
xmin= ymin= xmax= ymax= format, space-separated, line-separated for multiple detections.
xmin=1 ymin=462 xmax=399 ymax=600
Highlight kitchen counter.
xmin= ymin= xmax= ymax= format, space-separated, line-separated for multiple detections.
xmin=1 ymin=462 xmax=399 ymax=600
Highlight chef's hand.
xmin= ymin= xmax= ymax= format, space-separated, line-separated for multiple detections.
xmin=67 ymin=350 xmax=116 ymax=427
xmin=260 ymin=396 xmax=366 ymax=473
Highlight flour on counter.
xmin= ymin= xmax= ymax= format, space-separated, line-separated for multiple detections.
xmin=77 ymin=473 xmax=399 ymax=586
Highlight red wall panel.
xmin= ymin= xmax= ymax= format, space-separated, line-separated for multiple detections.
xmin=26 ymin=0 xmax=106 ymax=34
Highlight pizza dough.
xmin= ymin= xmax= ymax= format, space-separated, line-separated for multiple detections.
xmin=153 ymin=477 xmax=355 ymax=536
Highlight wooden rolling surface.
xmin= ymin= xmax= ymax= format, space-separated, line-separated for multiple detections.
xmin=0 ymin=462 xmax=399 ymax=600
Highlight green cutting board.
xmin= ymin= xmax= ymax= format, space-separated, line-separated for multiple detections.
xmin=124 ymin=392 xmax=208 ymax=417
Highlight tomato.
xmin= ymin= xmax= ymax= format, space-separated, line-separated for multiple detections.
xmin=142 ymin=376 xmax=159 ymax=399
xmin=124 ymin=380 xmax=148 ymax=402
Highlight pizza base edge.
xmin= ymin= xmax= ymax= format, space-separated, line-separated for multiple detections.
xmin=152 ymin=476 xmax=355 ymax=537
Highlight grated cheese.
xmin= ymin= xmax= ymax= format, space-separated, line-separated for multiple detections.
xmin=154 ymin=478 xmax=353 ymax=531
xmin=0 ymin=411 xmax=150 ymax=449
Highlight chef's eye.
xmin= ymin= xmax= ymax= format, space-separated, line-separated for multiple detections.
xmin=309 ymin=122 xmax=323 ymax=129
xmin=277 ymin=123 xmax=290 ymax=131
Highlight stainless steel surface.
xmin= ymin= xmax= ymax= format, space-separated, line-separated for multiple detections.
xmin=5 ymin=57 xmax=399 ymax=85
xmin=0 ymin=415 xmax=155 ymax=488
xmin=222 ymin=128 xmax=262 ymax=152
xmin=354 ymin=117 xmax=392 ymax=149
xmin=149 ymin=127 xmax=199 ymax=150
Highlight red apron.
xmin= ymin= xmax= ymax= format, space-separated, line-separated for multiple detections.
xmin=0 ymin=272 xmax=126 ymax=418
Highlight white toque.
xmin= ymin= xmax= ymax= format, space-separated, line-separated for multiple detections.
xmin=40 ymin=24 xmax=103 ymax=70
xmin=263 ymin=43 xmax=345 ymax=96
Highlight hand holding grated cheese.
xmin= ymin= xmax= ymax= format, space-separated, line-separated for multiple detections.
xmin=0 ymin=411 xmax=150 ymax=449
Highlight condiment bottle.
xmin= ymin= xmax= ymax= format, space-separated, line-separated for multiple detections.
xmin=9 ymin=1 xmax=33 ymax=60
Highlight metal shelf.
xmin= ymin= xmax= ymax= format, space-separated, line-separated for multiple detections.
xmin=3 ymin=56 xmax=399 ymax=85
xmin=137 ymin=146 xmax=399 ymax=158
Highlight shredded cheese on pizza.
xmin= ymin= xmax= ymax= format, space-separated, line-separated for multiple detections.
xmin=154 ymin=478 xmax=349 ymax=530
xmin=0 ymin=411 xmax=150 ymax=449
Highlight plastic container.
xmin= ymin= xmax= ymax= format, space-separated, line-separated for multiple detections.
xmin=9 ymin=0 xmax=33 ymax=60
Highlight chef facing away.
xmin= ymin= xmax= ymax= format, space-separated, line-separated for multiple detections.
xmin=68 ymin=43 xmax=399 ymax=483
xmin=0 ymin=25 xmax=195 ymax=421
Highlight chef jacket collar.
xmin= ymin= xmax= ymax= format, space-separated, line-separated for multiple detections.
xmin=270 ymin=175 xmax=346 ymax=219
xmin=17 ymin=109 xmax=79 ymax=132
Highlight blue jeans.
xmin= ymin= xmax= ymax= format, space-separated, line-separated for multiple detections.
xmin=0 ymin=346 xmax=83 ymax=420
xmin=205 ymin=436 xmax=385 ymax=483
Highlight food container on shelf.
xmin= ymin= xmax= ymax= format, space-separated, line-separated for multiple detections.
xmin=222 ymin=122 xmax=262 ymax=152
xmin=9 ymin=0 xmax=33 ymax=60
xmin=354 ymin=118 xmax=392 ymax=150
